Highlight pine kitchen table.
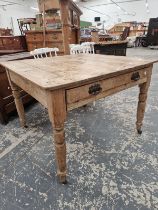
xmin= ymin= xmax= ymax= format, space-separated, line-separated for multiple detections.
xmin=0 ymin=54 xmax=157 ymax=183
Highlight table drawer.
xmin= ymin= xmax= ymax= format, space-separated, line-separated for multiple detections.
xmin=66 ymin=68 xmax=148 ymax=107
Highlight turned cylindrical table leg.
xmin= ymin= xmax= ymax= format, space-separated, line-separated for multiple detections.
xmin=54 ymin=127 xmax=67 ymax=184
xmin=12 ymin=83 xmax=26 ymax=127
xmin=136 ymin=68 xmax=152 ymax=134
xmin=47 ymin=90 xmax=67 ymax=184
xmin=136 ymin=83 xmax=148 ymax=134
xmin=6 ymin=70 xmax=26 ymax=127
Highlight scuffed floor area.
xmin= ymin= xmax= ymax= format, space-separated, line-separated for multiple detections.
xmin=0 ymin=48 xmax=158 ymax=210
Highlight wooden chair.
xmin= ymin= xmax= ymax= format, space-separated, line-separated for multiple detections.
xmin=69 ymin=44 xmax=83 ymax=54
xmin=70 ymin=42 xmax=95 ymax=54
xmin=81 ymin=42 xmax=95 ymax=54
xmin=30 ymin=47 xmax=59 ymax=59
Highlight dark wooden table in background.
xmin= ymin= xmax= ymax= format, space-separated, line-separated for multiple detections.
xmin=94 ymin=41 xmax=128 ymax=56
xmin=0 ymin=52 xmax=34 ymax=124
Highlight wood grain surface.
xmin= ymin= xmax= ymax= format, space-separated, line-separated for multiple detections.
xmin=1 ymin=54 xmax=157 ymax=90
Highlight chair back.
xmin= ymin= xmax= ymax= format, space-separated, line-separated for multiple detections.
xmin=30 ymin=47 xmax=59 ymax=59
xmin=69 ymin=42 xmax=95 ymax=54
xmin=70 ymin=44 xmax=83 ymax=54
xmin=81 ymin=42 xmax=95 ymax=54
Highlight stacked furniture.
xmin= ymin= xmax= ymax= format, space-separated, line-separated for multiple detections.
xmin=108 ymin=22 xmax=148 ymax=37
xmin=0 ymin=52 xmax=34 ymax=124
xmin=25 ymin=0 xmax=82 ymax=55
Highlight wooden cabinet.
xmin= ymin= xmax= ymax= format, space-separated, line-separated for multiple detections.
xmin=25 ymin=29 xmax=64 ymax=54
xmin=0 ymin=53 xmax=34 ymax=124
xmin=0 ymin=36 xmax=27 ymax=51
xmin=25 ymin=0 xmax=82 ymax=54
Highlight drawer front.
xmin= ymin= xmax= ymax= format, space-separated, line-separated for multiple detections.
xmin=46 ymin=33 xmax=63 ymax=41
xmin=66 ymin=68 xmax=148 ymax=107
xmin=26 ymin=33 xmax=43 ymax=42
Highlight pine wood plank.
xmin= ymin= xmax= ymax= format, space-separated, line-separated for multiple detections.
xmin=0 ymin=55 xmax=157 ymax=91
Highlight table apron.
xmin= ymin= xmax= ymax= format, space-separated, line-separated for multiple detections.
xmin=8 ymin=71 xmax=47 ymax=108
xmin=67 ymin=67 xmax=149 ymax=111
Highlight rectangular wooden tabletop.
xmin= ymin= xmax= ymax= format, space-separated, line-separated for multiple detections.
xmin=0 ymin=54 xmax=157 ymax=90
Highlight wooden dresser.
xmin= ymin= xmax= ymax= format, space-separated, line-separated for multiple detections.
xmin=25 ymin=0 xmax=82 ymax=54
xmin=25 ymin=29 xmax=64 ymax=54
xmin=0 ymin=52 xmax=34 ymax=124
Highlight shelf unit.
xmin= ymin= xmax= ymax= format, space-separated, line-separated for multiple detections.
xmin=108 ymin=22 xmax=148 ymax=37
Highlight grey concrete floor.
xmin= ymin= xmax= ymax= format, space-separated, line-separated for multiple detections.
xmin=0 ymin=48 xmax=158 ymax=210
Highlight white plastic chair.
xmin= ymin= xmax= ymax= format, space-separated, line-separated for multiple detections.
xmin=30 ymin=47 xmax=59 ymax=59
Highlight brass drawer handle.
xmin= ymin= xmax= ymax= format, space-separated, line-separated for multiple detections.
xmin=89 ymin=84 xmax=102 ymax=95
xmin=131 ymin=72 xmax=140 ymax=81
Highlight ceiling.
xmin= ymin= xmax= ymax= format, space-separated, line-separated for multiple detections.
xmin=0 ymin=0 xmax=24 ymax=6
xmin=74 ymin=0 xmax=156 ymax=25
xmin=0 ymin=0 xmax=155 ymax=24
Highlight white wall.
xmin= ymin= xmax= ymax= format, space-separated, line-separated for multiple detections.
xmin=0 ymin=0 xmax=157 ymax=34
xmin=0 ymin=0 xmax=38 ymax=35
xmin=78 ymin=0 xmax=158 ymax=29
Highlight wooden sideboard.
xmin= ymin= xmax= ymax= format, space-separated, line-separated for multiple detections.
xmin=0 ymin=52 xmax=34 ymax=124
xmin=0 ymin=36 xmax=27 ymax=55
